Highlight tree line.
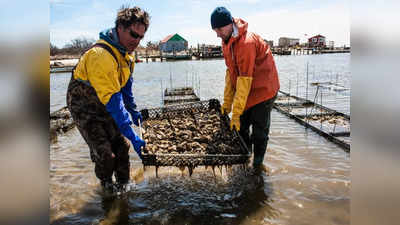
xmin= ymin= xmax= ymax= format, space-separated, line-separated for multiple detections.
xmin=51 ymin=37 xmax=160 ymax=56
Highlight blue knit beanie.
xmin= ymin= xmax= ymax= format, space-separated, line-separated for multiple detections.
xmin=210 ymin=7 xmax=233 ymax=29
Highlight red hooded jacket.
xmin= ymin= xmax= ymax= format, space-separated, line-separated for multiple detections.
xmin=222 ymin=18 xmax=280 ymax=110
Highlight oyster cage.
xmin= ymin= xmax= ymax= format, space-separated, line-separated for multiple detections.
xmin=164 ymin=87 xmax=195 ymax=96
xmin=139 ymin=99 xmax=251 ymax=167
xmin=163 ymin=87 xmax=200 ymax=106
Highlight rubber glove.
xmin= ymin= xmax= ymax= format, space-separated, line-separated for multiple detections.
xmin=106 ymin=92 xmax=145 ymax=159
xmin=221 ymin=69 xmax=234 ymax=115
xmin=230 ymin=76 xmax=253 ymax=131
xmin=121 ymin=76 xmax=142 ymax=126
xmin=127 ymin=107 xmax=143 ymax=126
xmin=230 ymin=115 xmax=241 ymax=131
xmin=120 ymin=124 xmax=145 ymax=159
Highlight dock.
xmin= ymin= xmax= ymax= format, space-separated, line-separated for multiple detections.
xmin=271 ymin=47 xmax=350 ymax=56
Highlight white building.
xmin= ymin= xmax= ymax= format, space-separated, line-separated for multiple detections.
xmin=278 ymin=37 xmax=300 ymax=47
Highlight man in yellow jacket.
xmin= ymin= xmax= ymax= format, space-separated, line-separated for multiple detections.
xmin=211 ymin=7 xmax=280 ymax=172
xmin=67 ymin=6 xmax=149 ymax=193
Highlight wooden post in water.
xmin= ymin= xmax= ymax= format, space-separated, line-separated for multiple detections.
xmin=198 ymin=74 xmax=201 ymax=99
xmin=288 ymin=79 xmax=291 ymax=107
xmin=145 ymin=49 xmax=148 ymax=63
xmin=296 ymin=72 xmax=299 ymax=96
xmin=306 ymin=62 xmax=309 ymax=119
xmin=320 ymin=89 xmax=323 ymax=129
xmin=160 ymin=49 xmax=163 ymax=62
xmin=160 ymin=79 xmax=163 ymax=104
xmin=169 ymin=64 xmax=172 ymax=89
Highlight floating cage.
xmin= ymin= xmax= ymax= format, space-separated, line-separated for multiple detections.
xmin=273 ymin=90 xmax=350 ymax=151
xmin=163 ymin=87 xmax=200 ymax=106
xmin=139 ymin=99 xmax=250 ymax=167
xmin=164 ymin=87 xmax=195 ymax=96
xmin=163 ymin=95 xmax=200 ymax=105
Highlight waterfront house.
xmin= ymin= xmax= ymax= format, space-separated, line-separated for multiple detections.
xmin=159 ymin=33 xmax=188 ymax=53
xmin=308 ymin=34 xmax=326 ymax=48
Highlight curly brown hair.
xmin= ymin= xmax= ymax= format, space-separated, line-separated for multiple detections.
xmin=115 ymin=5 xmax=150 ymax=31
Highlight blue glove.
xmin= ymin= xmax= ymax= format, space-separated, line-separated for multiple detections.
xmin=121 ymin=76 xmax=142 ymax=126
xmin=120 ymin=124 xmax=145 ymax=160
xmin=127 ymin=108 xmax=143 ymax=126
xmin=106 ymin=92 xmax=145 ymax=160
xmin=131 ymin=135 xmax=145 ymax=159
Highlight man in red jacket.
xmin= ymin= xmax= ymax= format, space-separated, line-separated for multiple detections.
xmin=211 ymin=7 xmax=280 ymax=173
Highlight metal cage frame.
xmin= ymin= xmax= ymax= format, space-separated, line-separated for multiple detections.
xmin=139 ymin=99 xmax=251 ymax=166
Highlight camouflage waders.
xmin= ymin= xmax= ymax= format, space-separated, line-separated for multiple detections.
xmin=239 ymin=95 xmax=276 ymax=168
xmin=66 ymin=77 xmax=131 ymax=185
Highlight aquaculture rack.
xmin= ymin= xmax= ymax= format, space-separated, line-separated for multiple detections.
xmin=163 ymin=87 xmax=200 ymax=106
xmin=139 ymin=99 xmax=251 ymax=167
xmin=164 ymin=87 xmax=195 ymax=96
xmin=273 ymin=90 xmax=350 ymax=152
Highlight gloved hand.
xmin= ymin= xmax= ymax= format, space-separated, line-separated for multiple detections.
xmin=120 ymin=124 xmax=146 ymax=160
xmin=131 ymin=135 xmax=145 ymax=160
xmin=221 ymin=106 xmax=231 ymax=115
xmin=128 ymin=109 xmax=143 ymax=126
xmin=230 ymin=76 xmax=252 ymax=131
xmin=230 ymin=114 xmax=241 ymax=131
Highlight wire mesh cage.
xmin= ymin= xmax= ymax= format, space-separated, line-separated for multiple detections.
xmin=163 ymin=95 xmax=200 ymax=105
xmin=164 ymin=87 xmax=195 ymax=96
xmin=139 ymin=99 xmax=250 ymax=167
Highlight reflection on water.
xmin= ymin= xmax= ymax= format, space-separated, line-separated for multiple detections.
xmin=50 ymin=54 xmax=350 ymax=225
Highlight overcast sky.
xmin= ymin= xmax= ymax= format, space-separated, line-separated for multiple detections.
xmin=50 ymin=0 xmax=350 ymax=48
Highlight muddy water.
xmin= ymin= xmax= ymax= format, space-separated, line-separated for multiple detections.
xmin=50 ymin=111 xmax=349 ymax=225
xmin=50 ymin=54 xmax=350 ymax=224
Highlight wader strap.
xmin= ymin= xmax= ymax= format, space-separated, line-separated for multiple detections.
xmin=71 ymin=42 xmax=119 ymax=86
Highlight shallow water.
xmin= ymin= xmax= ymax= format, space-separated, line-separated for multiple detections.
xmin=50 ymin=53 xmax=350 ymax=225
xmin=50 ymin=111 xmax=350 ymax=225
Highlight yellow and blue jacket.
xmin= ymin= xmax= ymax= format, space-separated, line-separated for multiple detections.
xmin=73 ymin=28 xmax=139 ymax=139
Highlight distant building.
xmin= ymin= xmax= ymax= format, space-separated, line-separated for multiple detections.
xmin=264 ymin=39 xmax=274 ymax=47
xmin=197 ymin=44 xmax=223 ymax=58
xmin=278 ymin=37 xmax=300 ymax=47
xmin=308 ymin=34 xmax=326 ymax=48
xmin=159 ymin=33 xmax=188 ymax=53
xmin=328 ymin=41 xmax=335 ymax=49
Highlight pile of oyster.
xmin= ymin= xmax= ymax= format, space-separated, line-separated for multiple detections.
xmin=309 ymin=114 xmax=350 ymax=127
xmin=142 ymin=108 xmax=244 ymax=155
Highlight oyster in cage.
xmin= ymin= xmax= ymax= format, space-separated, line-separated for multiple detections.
xmin=142 ymin=107 xmax=244 ymax=155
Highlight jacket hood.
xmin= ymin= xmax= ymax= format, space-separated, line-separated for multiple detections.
xmin=223 ymin=18 xmax=248 ymax=46
xmin=99 ymin=28 xmax=127 ymax=55
xmin=233 ymin=18 xmax=248 ymax=38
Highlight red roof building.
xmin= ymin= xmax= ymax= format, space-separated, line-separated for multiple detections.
xmin=308 ymin=34 xmax=326 ymax=48
xmin=159 ymin=33 xmax=188 ymax=52
xmin=160 ymin=34 xmax=174 ymax=43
